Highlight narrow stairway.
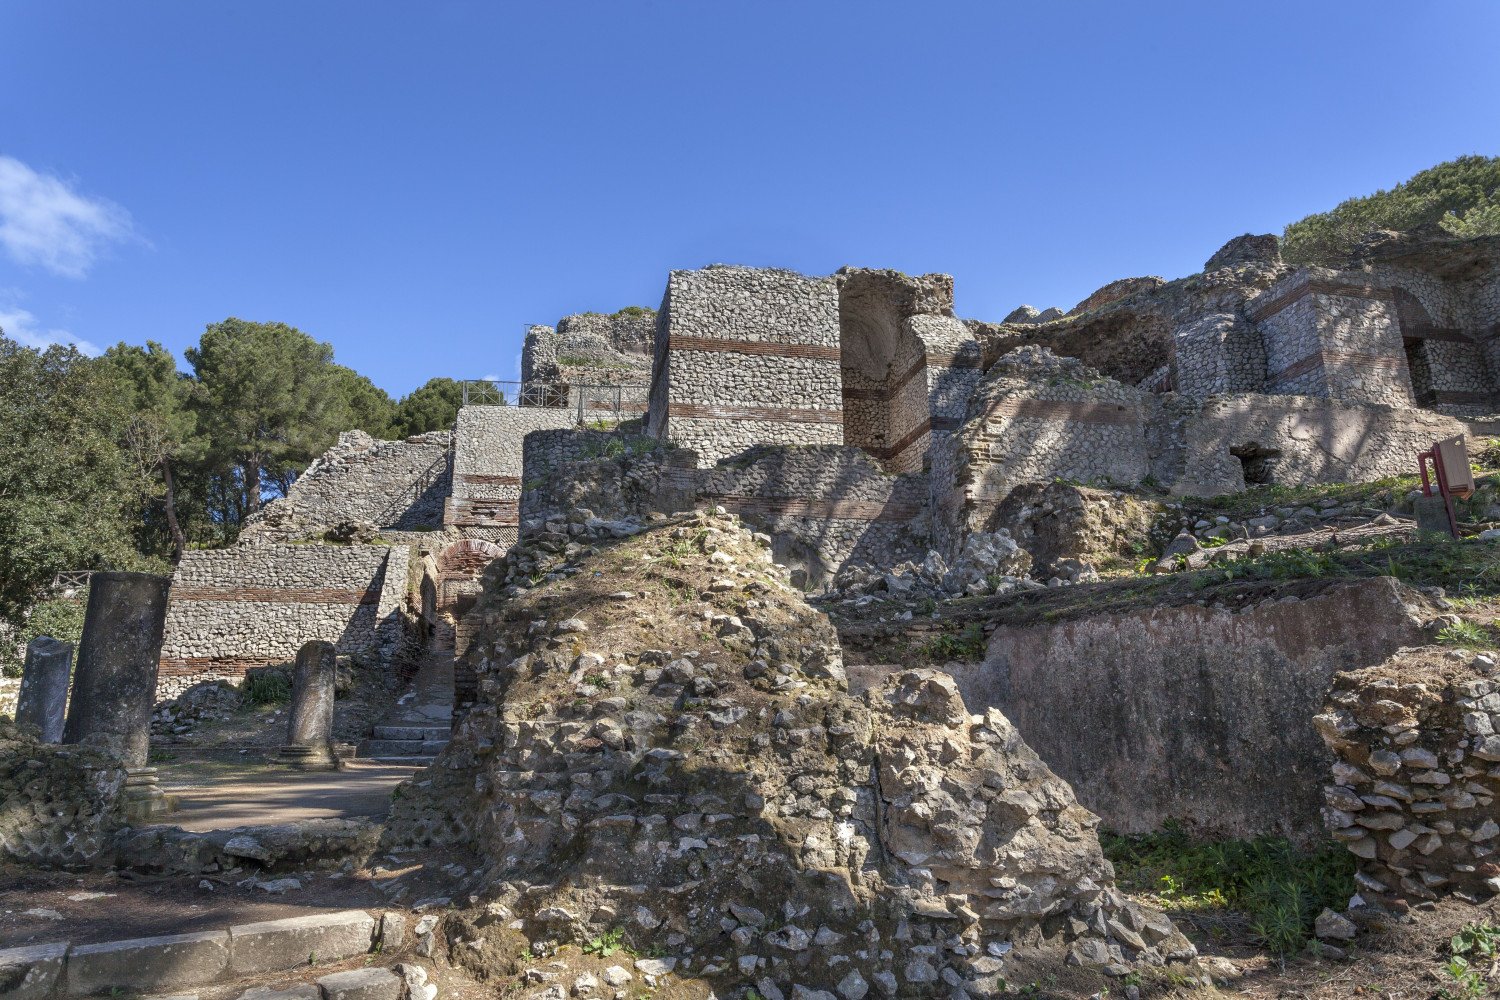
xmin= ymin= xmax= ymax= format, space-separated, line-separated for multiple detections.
xmin=358 ymin=630 xmax=455 ymax=765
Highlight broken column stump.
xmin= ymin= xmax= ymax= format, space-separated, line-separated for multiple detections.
xmin=279 ymin=640 xmax=341 ymax=770
xmin=15 ymin=636 xmax=74 ymax=743
xmin=62 ymin=571 xmax=172 ymax=820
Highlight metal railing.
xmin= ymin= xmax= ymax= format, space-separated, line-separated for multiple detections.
xmin=460 ymin=380 xmax=558 ymax=407
xmin=460 ymin=380 xmax=649 ymax=426
xmin=51 ymin=570 xmax=92 ymax=594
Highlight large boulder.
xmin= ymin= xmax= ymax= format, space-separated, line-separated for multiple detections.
xmin=387 ymin=510 xmax=1194 ymax=996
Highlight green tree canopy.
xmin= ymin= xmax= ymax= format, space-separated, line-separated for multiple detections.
xmin=185 ymin=318 xmax=347 ymax=514
xmin=0 ymin=336 xmax=150 ymax=630
xmin=392 ymin=377 xmax=465 ymax=436
xmin=1282 ymin=155 xmax=1500 ymax=265
xmin=328 ymin=364 xmax=397 ymax=439
xmin=98 ymin=340 xmax=202 ymax=561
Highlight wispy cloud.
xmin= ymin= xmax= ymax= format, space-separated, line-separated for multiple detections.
xmin=0 ymin=155 xmax=133 ymax=278
xmin=0 ymin=305 xmax=101 ymax=356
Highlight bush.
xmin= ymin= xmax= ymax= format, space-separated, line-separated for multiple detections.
xmin=241 ymin=666 xmax=292 ymax=705
xmin=1283 ymin=155 xmax=1500 ymax=265
xmin=1 ymin=591 xmax=88 ymax=678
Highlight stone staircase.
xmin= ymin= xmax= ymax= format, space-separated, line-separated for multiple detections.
xmin=357 ymin=635 xmax=455 ymax=766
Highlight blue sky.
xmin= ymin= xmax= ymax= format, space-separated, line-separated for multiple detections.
xmin=1 ymin=1 xmax=1497 ymax=397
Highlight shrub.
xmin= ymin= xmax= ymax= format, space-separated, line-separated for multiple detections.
xmin=241 ymin=667 xmax=292 ymax=705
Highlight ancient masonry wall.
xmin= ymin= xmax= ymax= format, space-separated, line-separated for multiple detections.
xmin=1250 ymin=269 xmax=1417 ymax=407
xmin=964 ymin=577 xmax=1430 ymax=842
xmin=1175 ymin=393 xmax=1475 ymax=497
xmin=950 ymin=358 xmax=1151 ymax=539
xmin=692 ymin=445 xmax=930 ymax=590
xmin=157 ymin=542 xmax=409 ymax=699
xmin=650 ymin=266 xmax=845 ymax=467
xmin=239 ymin=430 xmax=451 ymax=541
xmin=1316 ymin=647 xmax=1500 ymax=906
xmin=1171 ymin=313 xmax=1267 ymax=399
xmin=446 ymin=405 xmax=578 ymax=546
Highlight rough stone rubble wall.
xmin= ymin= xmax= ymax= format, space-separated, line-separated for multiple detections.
xmin=650 ymin=266 xmax=845 ymax=467
xmin=446 ymin=405 xmax=578 ymax=546
xmin=1315 ymin=647 xmax=1500 ymax=906
xmin=239 ymin=430 xmax=452 ymax=542
xmin=961 ymin=577 xmax=1430 ymax=842
xmin=157 ymin=542 xmax=409 ymax=699
xmin=693 ymin=445 xmax=930 ymax=589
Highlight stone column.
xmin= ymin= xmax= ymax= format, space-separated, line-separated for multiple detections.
xmin=15 ymin=636 xmax=74 ymax=743
xmin=279 ymin=640 xmax=341 ymax=770
xmin=62 ymin=571 xmax=172 ymax=819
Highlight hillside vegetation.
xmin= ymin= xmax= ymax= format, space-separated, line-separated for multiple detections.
xmin=1282 ymin=155 xmax=1500 ymax=264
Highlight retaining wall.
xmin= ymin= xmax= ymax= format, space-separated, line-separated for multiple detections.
xmin=955 ymin=577 xmax=1432 ymax=842
xmin=157 ymin=543 xmax=409 ymax=700
xmin=446 ymin=405 xmax=577 ymax=546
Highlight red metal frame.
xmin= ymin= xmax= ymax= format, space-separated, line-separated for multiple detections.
xmin=1418 ymin=446 xmax=1461 ymax=538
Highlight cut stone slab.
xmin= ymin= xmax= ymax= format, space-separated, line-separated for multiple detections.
xmin=316 ymin=967 xmax=402 ymax=1000
xmin=66 ymin=930 xmax=230 ymax=996
xmin=0 ymin=941 xmax=68 ymax=1000
xmin=237 ymin=986 xmax=320 ymax=1000
xmin=228 ymin=911 xmax=376 ymax=975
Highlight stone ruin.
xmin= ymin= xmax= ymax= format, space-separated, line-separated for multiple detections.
xmin=7 ymin=224 xmax=1500 ymax=996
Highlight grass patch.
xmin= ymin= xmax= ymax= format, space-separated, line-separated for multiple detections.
xmin=1103 ymin=821 xmax=1355 ymax=955
xmin=241 ymin=670 xmax=292 ymax=706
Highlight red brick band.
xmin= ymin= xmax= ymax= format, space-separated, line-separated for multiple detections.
xmin=669 ymin=402 xmax=845 ymax=424
xmin=669 ymin=335 xmax=842 ymax=362
xmin=1267 ymin=350 xmax=1406 ymax=388
xmin=979 ymin=398 xmax=1138 ymax=425
xmin=1247 ymin=279 xmax=1395 ymax=323
xmin=170 ymin=586 xmax=379 ymax=605
xmin=864 ymin=418 xmax=933 ymax=462
xmin=456 ymin=474 xmax=521 ymax=486
xmin=158 ymin=656 xmax=284 ymax=677
xmin=1404 ymin=325 xmax=1475 ymax=344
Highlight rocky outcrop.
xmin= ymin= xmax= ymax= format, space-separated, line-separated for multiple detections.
xmin=386 ymin=511 xmax=1194 ymax=996
xmin=987 ymin=481 xmax=1162 ymax=579
xmin=1315 ymin=645 xmax=1500 ymax=912
xmin=1203 ymin=234 xmax=1282 ymax=273
xmin=1069 ymin=277 xmax=1166 ymax=316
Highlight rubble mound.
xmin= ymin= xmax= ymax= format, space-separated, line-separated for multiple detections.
xmin=386 ymin=511 xmax=1195 ymax=996
xmin=988 ymin=481 xmax=1164 ymax=579
xmin=1203 ymin=233 xmax=1282 ymax=272
xmin=0 ymin=721 xmax=127 ymax=863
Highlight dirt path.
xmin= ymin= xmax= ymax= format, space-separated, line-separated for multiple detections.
xmin=154 ymin=759 xmax=419 ymax=831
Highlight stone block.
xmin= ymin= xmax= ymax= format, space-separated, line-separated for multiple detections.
xmin=229 ymin=911 xmax=375 ymax=975
xmin=237 ymin=986 xmax=320 ymax=1000
xmin=66 ymin=930 xmax=230 ymax=996
xmin=316 ymin=967 xmax=401 ymax=1000
xmin=0 ymin=941 xmax=68 ymax=999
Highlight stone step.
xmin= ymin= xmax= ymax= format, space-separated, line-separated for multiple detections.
xmin=371 ymin=724 xmax=449 ymax=741
xmin=360 ymin=738 xmax=449 ymax=757
xmin=367 ymin=755 xmax=437 ymax=766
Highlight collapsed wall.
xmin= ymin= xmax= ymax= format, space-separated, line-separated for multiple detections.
xmin=951 ymin=577 xmax=1435 ymax=842
xmin=157 ymin=542 xmax=409 ymax=698
xmin=0 ymin=721 xmax=126 ymax=864
xmin=387 ymin=512 xmax=1195 ymax=996
xmin=240 ymin=430 xmax=452 ymax=543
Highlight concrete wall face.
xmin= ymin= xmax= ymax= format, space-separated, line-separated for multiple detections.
xmin=963 ymin=578 xmax=1429 ymax=842
xmin=650 ymin=267 xmax=846 ymax=467
xmin=158 ymin=543 xmax=408 ymax=699
xmin=447 ymin=405 xmax=578 ymax=545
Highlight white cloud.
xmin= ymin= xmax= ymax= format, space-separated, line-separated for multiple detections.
xmin=0 ymin=305 xmax=101 ymax=356
xmin=0 ymin=155 xmax=133 ymax=278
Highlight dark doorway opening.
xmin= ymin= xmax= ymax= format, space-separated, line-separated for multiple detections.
xmin=1230 ymin=442 xmax=1282 ymax=486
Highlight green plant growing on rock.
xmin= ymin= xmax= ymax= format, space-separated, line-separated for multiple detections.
xmin=1438 ymin=620 xmax=1495 ymax=648
xmin=923 ymin=623 xmax=986 ymax=661
xmin=582 ymin=926 xmax=625 ymax=957
xmin=1440 ymin=923 xmax=1500 ymax=1000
